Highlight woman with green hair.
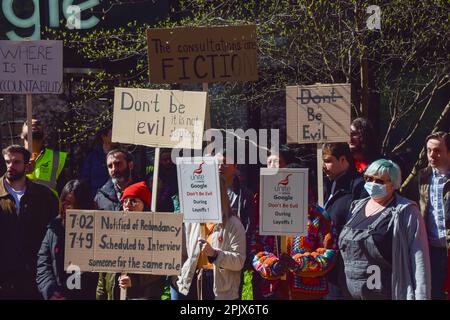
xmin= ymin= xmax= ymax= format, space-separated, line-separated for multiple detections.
xmin=339 ymin=159 xmax=431 ymax=300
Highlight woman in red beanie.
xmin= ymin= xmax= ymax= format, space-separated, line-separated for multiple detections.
xmin=96 ymin=181 xmax=165 ymax=300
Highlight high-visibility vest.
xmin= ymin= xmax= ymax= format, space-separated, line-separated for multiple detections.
xmin=27 ymin=148 xmax=67 ymax=196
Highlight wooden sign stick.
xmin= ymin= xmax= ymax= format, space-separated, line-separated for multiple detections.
xmin=26 ymin=94 xmax=33 ymax=152
xmin=317 ymin=144 xmax=324 ymax=207
xmin=203 ymin=83 xmax=211 ymax=131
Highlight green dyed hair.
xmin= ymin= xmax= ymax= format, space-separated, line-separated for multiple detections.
xmin=365 ymin=159 xmax=402 ymax=190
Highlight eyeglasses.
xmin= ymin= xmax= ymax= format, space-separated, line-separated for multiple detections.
xmin=123 ymin=198 xmax=142 ymax=206
xmin=364 ymin=175 xmax=390 ymax=185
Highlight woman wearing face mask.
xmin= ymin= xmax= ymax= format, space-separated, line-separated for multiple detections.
xmin=36 ymin=180 xmax=98 ymax=300
xmin=339 ymin=159 xmax=431 ymax=300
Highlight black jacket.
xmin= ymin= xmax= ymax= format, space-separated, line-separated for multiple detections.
xmin=94 ymin=179 xmax=123 ymax=211
xmin=0 ymin=157 xmax=5 ymax=177
xmin=324 ymin=168 xmax=368 ymax=235
xmin=323 ymin=168 xmax=368 ymax=294
xmin=36 ymin=217 xmax=97 ymax=300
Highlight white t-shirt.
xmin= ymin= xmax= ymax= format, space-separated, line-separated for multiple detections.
xmin=4 ymin=180 xmax=26 ymax=215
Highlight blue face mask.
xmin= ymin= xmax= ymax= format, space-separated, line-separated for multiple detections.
xmin=364 ymin=181 xmax=387 ymax=199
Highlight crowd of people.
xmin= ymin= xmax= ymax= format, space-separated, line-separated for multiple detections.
xmin=0 ymin=117 xmax=448 ymax=300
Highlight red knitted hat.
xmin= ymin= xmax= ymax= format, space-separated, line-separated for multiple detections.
xmin=121 ymin=181 xmax=151 ymax=208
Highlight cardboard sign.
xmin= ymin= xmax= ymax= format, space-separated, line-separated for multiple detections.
xmin=286 ymin=84 xmax=351 ymax=144
xmin=112 ymin=87 xmax=207 ymax=149
xmin=177 ymin=157 xmax=222 ymax=223
xmin=259 ymin=168 xmax=308 ymax=236
xmin=147 ymin=25 xmax=258 ymax=83
xmin=64 ymin=210 xmax=183 ymax=275
xmin=0 ymin=40 xmax=63 ymax=94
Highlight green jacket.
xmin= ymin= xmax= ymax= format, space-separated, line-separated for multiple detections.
xmin=27 ymin=148 xmax=67 ymax=197
xmin=96 ymin=273 xmax=118 ymax=300
xmin=96 ymin=272 xmax=165 ymax=300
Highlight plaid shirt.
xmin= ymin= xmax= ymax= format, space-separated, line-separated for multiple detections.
xmin=427 ymin=168 xmax=450 ymax=247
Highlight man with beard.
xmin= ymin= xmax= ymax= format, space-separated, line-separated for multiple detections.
xmin=95 ymin=149 xmax=134 ymax=211
xmin=0 ymin=145 xmax=58 ymax=299
xmin=21 ymin=118 xmax=68 ymax=197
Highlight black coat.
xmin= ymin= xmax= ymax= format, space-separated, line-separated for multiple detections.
xmin=94 ymin=179 xmax=123 ymax=211
xmin=36 ymin=217 xmax=97 ymax=300
xmin=324 ymin=168 xmax=368 ymax=235
xmin=0 ymin=157 xmax=5 ymax=177
xmin=323 ymin=168 xmax=368 ymax=293
xmin=0 ymin=176 xmax=58 ymax=299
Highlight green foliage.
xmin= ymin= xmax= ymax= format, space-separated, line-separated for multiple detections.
xmin=48 ymin=0 xmax=448 ymax=159
xmin=242 ymin=270 xmax=253 ymax=300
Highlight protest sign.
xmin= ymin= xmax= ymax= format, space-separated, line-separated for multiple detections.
xmin=0 ymin=40 xmax=63 ymax=94
xmin=64 ymin=210 xmax=182 ymax=275
xmin=147 ymin=25 xmax=258 ymax=83
xmin=286 ymin=83 xmax=351 ymax=144
xmin=112 ymin=87 xmax=207 ymax=149
xmin=259 ymin=168 xmax=308 ymax=236
xmin=177 ymin=157 xmax=222 ymax=223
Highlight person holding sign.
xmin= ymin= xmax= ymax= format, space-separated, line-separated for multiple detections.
xmin=36 ymin=180 xmax=97 ymax=300
xmin=176 ymin=177 xmax=246 ymax=300
xmin=339 ymin=159 xmax=431 ymax=299
xmin=215 ymin=150 xmax=254 ymax=298
xmin=21 ymin=119 xmax=68 ymax=197
xmin=96 ymin=182 xmax=165 ymax=300
xmin=252 ymin=163 xmax=337 ymax=300
xmin=249 ymin=145 xmax=296 ymax=299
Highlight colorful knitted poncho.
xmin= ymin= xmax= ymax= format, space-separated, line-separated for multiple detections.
xmin=251 ymin=203 xmax=337 ymax=300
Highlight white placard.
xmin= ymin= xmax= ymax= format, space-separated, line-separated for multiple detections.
xmin=286 ymin=83 xmax=351 ymax=144
xmin=64 ymin=210 xmax=182 ymax=275
xmin=0 ymin=40 xmax=63 ymax=94
xmin=112 ymin=87 xmax=207 ymax=149
xmin=259 ymin=168 xmax=308 ymax=236
xmin=177 ymin=157 xmax=222 ymax=223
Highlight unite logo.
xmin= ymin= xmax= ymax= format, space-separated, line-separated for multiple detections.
xmin=193 ymin=161 xmax=204 ymax=175
xmin=191 ymin=161 xmax=205 ymax=181
xmin=274 ymin=173 xmax=292 ymax=193
xmin=278 ymin=173 xmax=292 ymax=186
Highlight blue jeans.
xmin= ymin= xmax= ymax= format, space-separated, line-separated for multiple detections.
xmin=429 ymin=246 xmax=448 ymax=300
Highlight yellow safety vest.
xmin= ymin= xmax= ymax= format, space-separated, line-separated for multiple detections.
xmin=27 ymin=148 xmax=67 ymax=196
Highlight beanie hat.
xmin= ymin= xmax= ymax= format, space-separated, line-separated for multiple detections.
xmin=121 ymin=181 xmax=151 ymax=208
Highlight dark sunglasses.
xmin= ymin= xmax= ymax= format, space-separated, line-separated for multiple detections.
xmin=364 ymin=175 xmax=389 ymax=185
